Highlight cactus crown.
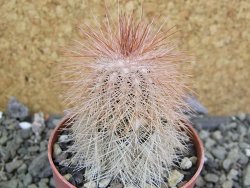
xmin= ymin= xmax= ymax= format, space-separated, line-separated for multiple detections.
xmin=62 ymin=12 xmax=192 ymax=188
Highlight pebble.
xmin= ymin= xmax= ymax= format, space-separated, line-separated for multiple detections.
xmin=222 ymin=180 xmax=233 ymax=188
xmin=5 ymin=159 xmax=23 ymax=173
xmin=245 ymin=148 xmax=250 ymax=157
xmin=189 ymin=156 xmax=197 ymax=165
xmin=53 ymin=143 xmax=62 ymax=158
xmin=0 ymin=179 xmax=18 ymax=188
xmin=204 ymin=173 xmax=219 ymax=183
xmin=7 ymin=97 xmax=29 ymax=120
xmin=64 ymin=173 xmax=72 ymax=181
xmin=20 ymin=129 xmax=32 ymax=139
xmin=167 ymin=170 xmax=184 ymax=187
xmin=49 ymin=178 xmax=55 ymax=187
xmin=180 ymin=157 xmax=192 ymax=170
xmin=196 ymin=176 xmax=205 ymax=186
xmin=244 ymin=164 xmax=250 ymax=186
xmin=19 ymin=122 xmax=32 ymax=129
xmin=227 ymin=148 xmax=239 ymax=163
xmin=205 ymin=138 xmax=216 ymax=148
xmin=227 ymin=169 xmax=238 ymax=180
xmin=109 ymin=182 xmax=123 ymax=188
xmin=238 ymin=112 xmax=246 ymax=121
xmin=99 ymin=178 xmax=112 ymax=188
xmin=211 ymin=146 xmax=226 ymax=160
xmin=211 ymin=130 xmax=222 ymax=141
xmin=23 ymin=173 xmax=32 ymax=186
xmin=222 ymin=158 xmax=231 ymax=171
xmin=27 ymin=184 xmax=38 ymax=188
xmin=0 ymin=111 xmax=2 ymax=119
xmin=28 ymin=152 xmax=50 ymax=177
xmin=32 ymin=112 xmax=45 ymax=135
xmin=58 ymin=134 xmax=70 ymax=142
xmin=84 ymin=181 xmax=97 ymax=188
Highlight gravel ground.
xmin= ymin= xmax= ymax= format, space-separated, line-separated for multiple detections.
xmin=0 ymin=98 xmax=249 ymax=188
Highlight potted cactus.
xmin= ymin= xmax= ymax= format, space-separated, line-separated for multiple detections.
xmin=48 ymin=13 xmax=204 ymax=188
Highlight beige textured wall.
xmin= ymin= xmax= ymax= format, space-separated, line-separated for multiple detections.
xmin=0 ymin=0 xmax=249 ymax=115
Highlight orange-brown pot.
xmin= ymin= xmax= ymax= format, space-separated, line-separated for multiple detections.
xmin=48 ymin=118 xmax=204 ymax=188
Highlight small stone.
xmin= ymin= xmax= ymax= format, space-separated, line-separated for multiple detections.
xmin=189 ymin=156 xmax=197 ymax=165
xmin=227 ymin=169 xmax=238 ymax=180
xmin=204 ymin=173 xmax=219 ymax=183
xmin=219 ymin=174 xmax=227 ymax=183
xmin=0 ymin=170 xmax=7 ymax=181
xmin=0 ymin=147 xmax=10 ymax=162
xmin=222 ymin=158 xmax=231 ymax=171
xmin=20 ymin=129 xmax=31 ymax=139
xmin=84 ymin=181 xmax=97 ymax=188
xmin=0 ymin=111 xmax=2 ymax=119
xmin=109 ymin=182 xmax=123 ymax=188
xmin=46 ymin=116 xmax=62 ymax=129
xmin=211 ymin=130 xmax=222 ymax=141
xmin=199 ymin=130 xmax=209 ymax=140
xmin=196 ymin=176 xmax=205 ymax=186
xmin=238 ymin=112 xmax=246 ymax=121
xmin=38 ymin=181 xmax=48 ymax=188
xmin=244 ymin=164 xmax=250 ymax=186
xmin=58 ymin=134 xmax=70 ymax=142
xmin=72 ymin=172 xmax=83 ymax=185
xmin=167 ymin=170 xmax=184 ymax=187
xmin=49 ymin=178 xmax=55 ymax=187
xmin=99 ymin=178 xmax=112 ymax=188
xmin=28 ymin=152 xmax=50 ymax=177
xmin=17 ymin=163 xmax=27 ymax=173
xmin=28 ymin=146 xmax=40 ymax=152
xmin=52 ymin=118 xmax=61 ymax=127
xmin=239 ymin=142 xmax=250 ymax=149
xmin=32 ymin=112 xmax=45 ymax=135
xmin=0 ymin=135 xmax=8 ymax=144
xmin=239 ymin=152 xmax=249 ymax=165
xmin=7 ymin=97 xmax=29 ymax=119
xmin=53 ymin=143 xmax=62 ymax=158
xmin=19 ymin=122 xmax=32 ymax=129
xmin=180 ymin=157 xmax=192 ymax=170
xmin=205 ymin=138 xmax=216 ymax=148
xmin=27 ymin=184 xmax=38 ymax=188
xmin=64 ymin=174 xmax=72 ymax=181
xmin=23 ymin=173 xmax=32 ymax=186
xmin=211 ymin=146 xmax=226 ymax=160
xmin=0 ymin=179 xmax=18 ymax=188
xmin=222 ymin=180 xmax=233 ymax=188
xmin=54 ymin=152 xmax=68 ymax=164
xmin=227 ymin=148 xmax=239 ymax=163
xmin=245 ymin=148 xmax=250 ymax=157
xmin=5 ymin=159 xmax=23 ymax=173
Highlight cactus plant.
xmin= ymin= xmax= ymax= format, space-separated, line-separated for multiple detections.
xmin=61 ymin=13 xmax=192 ymax=187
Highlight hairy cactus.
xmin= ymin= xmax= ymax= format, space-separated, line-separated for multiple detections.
xmin=62 ymin=13 xmax=192 ymax=187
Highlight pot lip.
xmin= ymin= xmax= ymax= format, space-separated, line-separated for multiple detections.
xmin=48 ymin=117 xmax=204 ymax=188
xmin=48 ymin=118 xmax=76 ymax=188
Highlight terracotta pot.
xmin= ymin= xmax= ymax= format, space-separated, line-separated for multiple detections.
xmin=48 ymin=118 xmax=204 ymax=188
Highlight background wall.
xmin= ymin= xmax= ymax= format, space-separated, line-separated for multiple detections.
xmin=0 ymin=0 xmax=249 ymax=115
